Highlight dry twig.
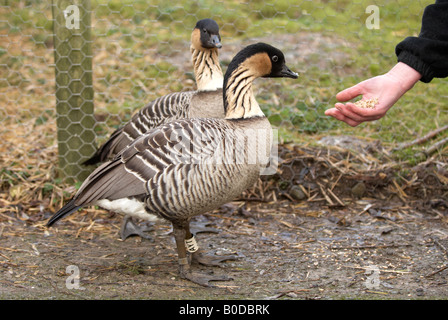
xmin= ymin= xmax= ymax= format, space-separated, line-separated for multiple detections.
xmin=394 ymin=124 xmax=448 ymax=151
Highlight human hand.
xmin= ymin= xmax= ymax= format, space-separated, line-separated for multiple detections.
xmin=325 ymin=62 xmax=422 ymax=127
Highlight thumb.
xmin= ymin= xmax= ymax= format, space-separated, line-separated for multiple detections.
xmin=336 ymin=83 xmax=364 ymax=102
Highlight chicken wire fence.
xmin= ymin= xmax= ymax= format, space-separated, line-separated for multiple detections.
xmin=1 ymin=0 xmax=447 ymax=188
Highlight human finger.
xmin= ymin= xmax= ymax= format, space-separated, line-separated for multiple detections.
xmin=335 ymin=102 xmax=382 ymax=122
xmin=325 ymin=107 xmax=363 ymax=127
xmin=343 ymin=102 xmax=386 ymax=120
xmin=335 ymin=84 xmax=364 ymax=102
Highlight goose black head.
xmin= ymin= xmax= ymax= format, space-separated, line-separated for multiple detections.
xmin=224 ymin=42 xmax=298 ymax=91
xmin=223 ymin=43 xmax=298 ymax=116
xmin=192 ymin=18 xmax=222 ymax=49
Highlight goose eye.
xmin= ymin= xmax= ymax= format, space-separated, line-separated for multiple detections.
xmin=202 ymin=28 xmax=207 ymax=33
xmin=272 ymin=55 xmax=278 ymax=62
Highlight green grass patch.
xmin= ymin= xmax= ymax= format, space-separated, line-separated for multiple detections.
xmin=1 ymin=0 xmax=446 ymax=165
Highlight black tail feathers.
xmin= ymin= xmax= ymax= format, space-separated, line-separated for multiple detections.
xmin=81 ymin=151 xmax=102 ymax=166
xmin=46 ymin=199 xmax=82 ymax=227
xmin=82 ymin=127 xmax=125 ymax=166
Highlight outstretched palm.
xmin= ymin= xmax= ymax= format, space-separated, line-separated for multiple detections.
xmin=326 ymin=62 xmax=421 ymax=127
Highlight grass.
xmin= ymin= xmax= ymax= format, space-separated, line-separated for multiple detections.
xmin=0 ymin=0 xmax=447 ymax=193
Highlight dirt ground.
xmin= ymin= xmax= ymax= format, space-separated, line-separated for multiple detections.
xmin=1 ymin=144 xmax=447 ymax=300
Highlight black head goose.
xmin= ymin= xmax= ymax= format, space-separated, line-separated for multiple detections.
xmin=190 ymin=18 xmax=223 ymax=91
xmin=83 ymin=19 xmax=224 ymax=167
xmin=47 ymin=43 xmax=298 ymax=287
xmin=83 ymin=19 xmax=224 ymax=240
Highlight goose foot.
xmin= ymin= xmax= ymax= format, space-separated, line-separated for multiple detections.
xmin=179 ymin=265 xmax=233 ymax=287
xmin=189 ymin=220 xmax=219 ymax=235
xmin=192 ymin=250 xmax=239 ymax=267
xmin=173 ymin=222 xmax=233 ymax=287
xmin=120 ymin=216 xmax=154 ymax=241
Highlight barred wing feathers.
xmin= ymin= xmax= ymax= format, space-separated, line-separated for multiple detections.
xmin=83 ymin=91 xmax=195 ymax=165
xmin=51 ymin=117 xmax=269 ymax=224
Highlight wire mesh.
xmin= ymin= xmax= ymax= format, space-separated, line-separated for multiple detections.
xmin=1 ymin=0 xmax=447 ymax=194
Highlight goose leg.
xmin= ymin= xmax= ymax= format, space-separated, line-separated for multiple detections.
xmin=120 ymin=215 xmax=154 ymax=241
xmin=184 ymin=225 xmax=239 ymax=267
xmin=172 ymin=222 xmax=232 ymax=287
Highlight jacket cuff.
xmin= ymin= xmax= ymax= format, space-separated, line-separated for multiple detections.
xmin=396 ymin=50 xmax=434 ymax=83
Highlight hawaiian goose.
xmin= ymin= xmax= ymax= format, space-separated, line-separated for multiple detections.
xmin=83 ymin=19 xmax=224 ymax=240
xmin=83 ymin=18 xmax=224 ymax=166
xmin=47 ymin=43 xmax=298 ymax=287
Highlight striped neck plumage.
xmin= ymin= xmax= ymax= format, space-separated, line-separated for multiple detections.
xmin=190 ymin=46 xmax=223 ymax=91
xmin=223 ymin=65 xmax=265 ymax=120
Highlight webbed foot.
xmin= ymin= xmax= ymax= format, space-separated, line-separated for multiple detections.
xmin=179 ymin=267 xmax=233 ymax=287
xmin=120 ymin=216 xmax=154 ymax=241
xmin=192 ymin=250 xmax=239 ymax=267
xmin=189 ymin=220 xmax=219 ymax=235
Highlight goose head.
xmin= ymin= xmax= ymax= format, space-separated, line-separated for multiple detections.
xmin=191 ymin=18 xmax=222 ymax=50
xmin=223 ymin=42 xmax=298 ymax=118
xmin=225 ymin=42 xmax=298 ymax=81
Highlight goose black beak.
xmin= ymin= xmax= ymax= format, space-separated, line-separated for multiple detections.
xmin=280 ymin=64 xmax=299 ymax=79
xmin=210 ymin=34 xmax=222 ymax=49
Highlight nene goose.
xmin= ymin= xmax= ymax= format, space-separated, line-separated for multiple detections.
xmin=83 ymin=18 xmax=224 ymax=166
xmin=83 ymin=19 xmax=224 ymax=240
xmin=47 ymin=43 xmax=298 ymax=287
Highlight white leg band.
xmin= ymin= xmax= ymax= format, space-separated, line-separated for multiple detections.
xmin=185 ymin=235 xmax=199 ymax=253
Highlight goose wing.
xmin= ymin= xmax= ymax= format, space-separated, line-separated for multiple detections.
xmin=83 ymin=91 xmax=195 ymax=165
xmin=49 ymin=118 xmax=251 ymax=226
xmin=122 ymin=118 xmax=254 ymax=218
xmin=78 ymin=118 xmax=239 ymax=204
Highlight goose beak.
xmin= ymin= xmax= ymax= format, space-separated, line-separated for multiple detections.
xmin=210 ymin=34 xmax=222 ymax=49
xmin=280 ymin=64 xmax=299 ymax=79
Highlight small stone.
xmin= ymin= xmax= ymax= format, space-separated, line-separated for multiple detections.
xmin=351 ymin=182 xmax=366 ymax=198
xmin=290 ymin=185 xmax=306 ymax=201
xmin=416 ymin=288 xmax=424 ymax=296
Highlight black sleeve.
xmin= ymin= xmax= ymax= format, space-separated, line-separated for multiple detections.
xmin=395 ymin=0 xmax=448 ymax=83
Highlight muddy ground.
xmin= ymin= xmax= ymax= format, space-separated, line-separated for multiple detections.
xmin=1 ymin=144 xmax=447 ymax=301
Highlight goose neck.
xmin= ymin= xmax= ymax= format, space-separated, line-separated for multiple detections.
xmin=190 ymin=46 xmax=223 ymax=91
xmin=224 ymin=68 xmax=264 ymax=119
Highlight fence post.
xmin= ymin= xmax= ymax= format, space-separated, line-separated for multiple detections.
xmin=52 ymin=0 xmax=96 ymax=184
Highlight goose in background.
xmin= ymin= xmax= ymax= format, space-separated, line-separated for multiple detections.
xmin=83 ymin=18 xmax=224 ymax=166
xmin=47 ymin=42 xmax=298 ymax=287
xmin=83 ymin=19 xmax=225 ymax=240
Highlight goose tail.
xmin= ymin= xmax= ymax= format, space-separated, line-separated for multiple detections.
xmin=82 ymin=127 xmax=125 ymax=166
xmin=46 ymin=199 xmax=81 ymax=227
xmin=82 ymin=151 xmax=102 ymax=166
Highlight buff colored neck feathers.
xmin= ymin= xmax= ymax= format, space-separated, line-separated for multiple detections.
xmin=224 ymin=53 xmax=272 ymax=119
xmin=190 ymin=28 xmax=223 ymax=91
